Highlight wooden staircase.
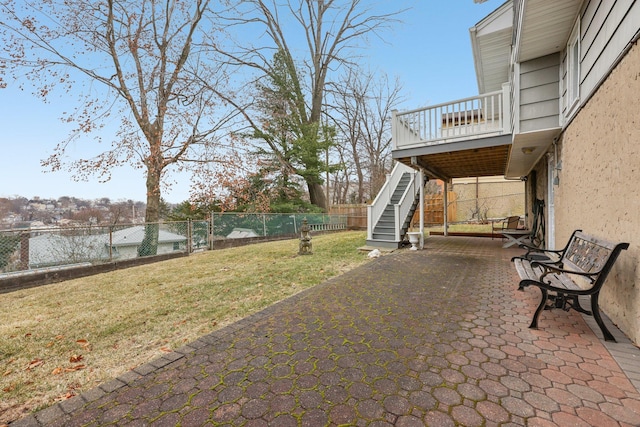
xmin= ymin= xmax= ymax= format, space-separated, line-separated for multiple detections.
xmin=366 ymin=163 xmax=422 ymax=249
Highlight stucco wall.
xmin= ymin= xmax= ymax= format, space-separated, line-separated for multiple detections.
xmin=554 ymin=41 xmax=640 ymax=344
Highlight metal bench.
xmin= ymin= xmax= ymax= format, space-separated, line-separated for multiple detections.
xmin=515 ymin=229 xmax=582 ymax=263
xmin=511 ymin=231 xmax=629 ymax=342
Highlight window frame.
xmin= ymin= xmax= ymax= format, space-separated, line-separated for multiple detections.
xmin=566 ymin=19 xmax=581 ymax=113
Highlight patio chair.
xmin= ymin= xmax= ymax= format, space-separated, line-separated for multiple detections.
xmin=492 ymin=216 xmax=522 ymax=240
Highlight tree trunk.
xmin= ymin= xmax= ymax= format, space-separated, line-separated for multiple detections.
xmin=307 ymin=181 xmax=327 ymax=212
xmin=138 ymin=162 xmax=162 ymax=256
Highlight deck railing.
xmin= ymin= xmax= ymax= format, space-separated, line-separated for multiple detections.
xmin=393 ymin=88 xmax=510 ymax=150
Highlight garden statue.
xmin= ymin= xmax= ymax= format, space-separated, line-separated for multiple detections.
xmin=298 ymin=219 xmax=313 ymax=255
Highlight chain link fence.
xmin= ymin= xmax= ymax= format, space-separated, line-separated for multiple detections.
xmin=210 ymin=213 xmax=346 ymax=239
xmin=0 ymin=214 xmax=347 ymax=277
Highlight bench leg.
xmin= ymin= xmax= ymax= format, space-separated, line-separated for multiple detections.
xmin=591 ymin=294 xmax=616 ymax=342
xmin=529 ymin=288 xmax=548 ymax=329
xmin=568 ymin=295 xmax=591 ymax=315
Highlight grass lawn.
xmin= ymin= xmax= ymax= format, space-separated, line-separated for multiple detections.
xmin=0 ymin=231 xmax=371 ymax=424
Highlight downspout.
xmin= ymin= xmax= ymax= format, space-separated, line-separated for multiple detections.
xmin=524 ymin=177 xmax=529 ymax=228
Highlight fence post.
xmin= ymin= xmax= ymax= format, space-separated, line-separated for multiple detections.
xmin=187 ymin=219 xmax=192 ymax=253
xmin=262 ymin=214 xmax=267 ymax=237
xmin=109 ymin=227 xmax=113 ymax=261
xmin=209 ymin=215 xmax=214 ymax=251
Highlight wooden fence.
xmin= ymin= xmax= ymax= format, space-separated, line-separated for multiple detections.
xmin=329 ymin=204 xmax=368 ymax=229
xmin=330 ymin=193 xmax=458 ymax=230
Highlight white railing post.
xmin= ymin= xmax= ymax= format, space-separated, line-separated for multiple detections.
xmin=394 ymin=204 xmax=401 ymax=241
xmin=502 ymin=82 xmax=511 ymax=133
xmin=392 ymin=109 xmax=398 ymax=150
xmin=367 ymin=205 xmax=373 ymax=240
xmin=419 ymin=170 xmax=424 ymax=249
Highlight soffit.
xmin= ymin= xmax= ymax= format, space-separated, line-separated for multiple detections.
xmin=471 ymin=1 xmax=514 ymax=93
xmin=517 ymin=0 xmax=582 ymax=62
xmin=505 ymin=127 xmax=561 ymax=178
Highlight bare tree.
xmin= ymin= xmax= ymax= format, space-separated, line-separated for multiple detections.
xmin=216 ymin=0 xmax=405 ymax=211
xmin=0 ymin=0 xmax=232 ymax=254
xmin=330 ymin=68 xmax=404 ymax=203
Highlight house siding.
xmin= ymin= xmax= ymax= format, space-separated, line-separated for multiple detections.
xmin=518 ymin=54 xmax=560 ymax=133
xmin=555 ymin=41 xmax=640 ymax=344
xmin=563 ymin=0 xmax=639 ymax=118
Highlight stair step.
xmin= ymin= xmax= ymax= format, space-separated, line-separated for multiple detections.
xmin=365 ymin=239 xmax=402 ymax=249
xmin=372 ymin=234 xmax=396 ymax=241
xmin=374 ymin=223 xmax=395 ymax=229
xmin=372 ymin=232 xmax=395 ymax=239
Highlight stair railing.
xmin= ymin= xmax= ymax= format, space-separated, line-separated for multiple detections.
xmin=394 ymin=171 xmax=420 ymax=241
xmin=367 ymin=162 xmax=420 ymax=241
xmin=367 ymin=162 xmax=413 ymax=240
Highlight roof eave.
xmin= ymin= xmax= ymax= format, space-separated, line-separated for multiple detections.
xmin=470 ymin=0 xmax=514 ymax=94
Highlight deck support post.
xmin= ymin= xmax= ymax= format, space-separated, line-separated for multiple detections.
xmin=419 ymin=170 xmax=425 ymax=249
xmin=444 ymin=181 xmax=449 ymax=237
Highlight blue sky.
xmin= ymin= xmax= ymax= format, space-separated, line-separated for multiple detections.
xmin=0 ymin=0 xmax=505 ymax=204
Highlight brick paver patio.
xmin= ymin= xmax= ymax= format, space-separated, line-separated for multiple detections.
xmin=11 ymin=236 xmax=640 ymax=426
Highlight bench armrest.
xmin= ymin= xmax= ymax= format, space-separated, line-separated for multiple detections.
xmin=533 ymin=261 xmax=598 ymax=283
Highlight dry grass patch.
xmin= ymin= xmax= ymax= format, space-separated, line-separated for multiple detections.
xmin=0 ymin=231 xmax=370 ymax=424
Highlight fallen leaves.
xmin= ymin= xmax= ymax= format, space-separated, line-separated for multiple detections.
xmin=76 ymin=339 xmax=91 ymax=351
xmin=51 ymin=361 xmax=86 ymax=375
xmin=26 ymin=358 xmax=44 ymax=371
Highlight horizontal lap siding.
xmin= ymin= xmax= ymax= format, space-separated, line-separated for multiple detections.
xmin=519 ymin=53 xmax=560 ymax=133
xmin=579 ymin=0 xmax=639 ymax=102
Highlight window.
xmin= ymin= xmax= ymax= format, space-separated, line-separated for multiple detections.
xmin=173 ymin=242 xmax=181 ymax=251
xmin=567 ymin=20 xmax=580 ymax=109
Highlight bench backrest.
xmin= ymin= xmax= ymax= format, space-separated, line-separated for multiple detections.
xmin=561 ymin=231 xmax=629 ymax=287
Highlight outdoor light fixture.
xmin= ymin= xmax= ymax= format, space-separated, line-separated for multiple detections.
xmin=521 ymin=146 xmax=536 ymax=155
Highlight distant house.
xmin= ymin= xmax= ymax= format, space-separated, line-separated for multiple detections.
xmin=28 ymin=233 xmax=104 ymax=269
xmin=226 ymin=228 xmax=260 ymax=239
xmin=108 ymin=226 xmax=187 ymax=259
xmin=28 ymin=225 xmax=187 ymax=269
